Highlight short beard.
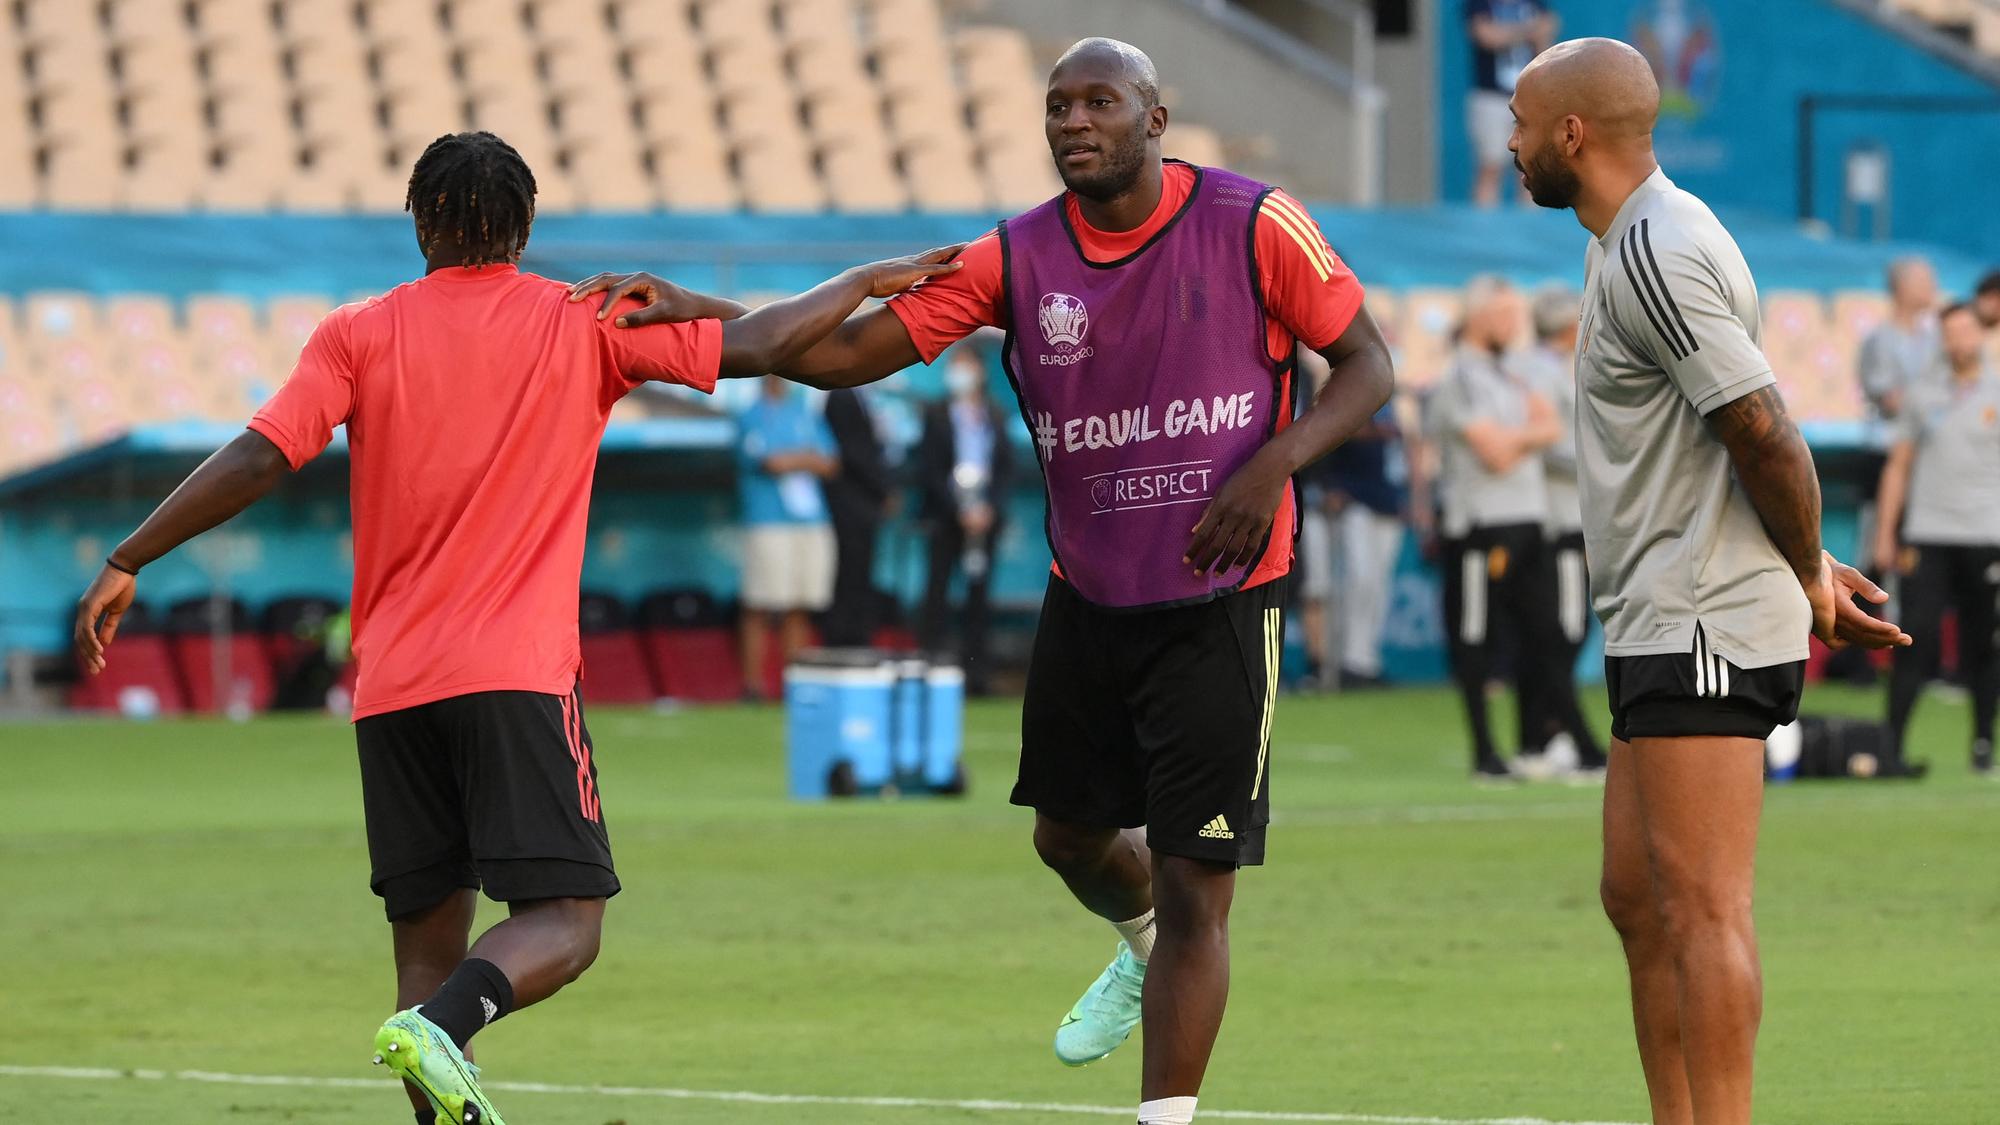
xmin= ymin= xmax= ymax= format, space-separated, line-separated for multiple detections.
xmin=1057 ymin=124 xmax=1151 ymax=201
xmin=1518 ymin=142 xmax=1582 ymax=211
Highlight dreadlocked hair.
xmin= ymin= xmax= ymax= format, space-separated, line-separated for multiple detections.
xmin=405 ymin=132 xmax=538 ymax=267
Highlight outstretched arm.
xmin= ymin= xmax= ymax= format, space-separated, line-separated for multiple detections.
xmin=568 ymin=248 xmax=956 ymax=385
xmin=75 ymin=430 xmax=292 ymax=673
xmin=1185 ymin=307 xmax=1396 ymax=576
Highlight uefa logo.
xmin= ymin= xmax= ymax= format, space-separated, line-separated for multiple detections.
xmin=1038 ymin=292 xmax=1089 ymax=351
xmin=1090 ymin=479 xmax=1113 ymax=509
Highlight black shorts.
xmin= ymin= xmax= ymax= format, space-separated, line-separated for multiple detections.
xmin=1012 ymin=575 xmax=1284 ymax=867
xmin=355 ymin=685 xmax=619 ymax=920
xmin=1605 ymin=628 xmax=1805 ymax=742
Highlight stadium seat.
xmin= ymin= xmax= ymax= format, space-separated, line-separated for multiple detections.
xmin=1168 ymin=125 xmax=1226 ymax=169
xmin=1830 ymin=290 xmax=1889 ymax=355
xmin=266 ymin=295 xmax=336 ymax=366
xmin=0 ymin=404 xmax=64 ymax=475
xmin=1396 ymin=288 xmax=1464 ymax=390
xmin=67 ymin=601 xmax=191 ymax=715
xmin=639 ymin=588 xmax=746 ymax=703
xmin=578 ymin=591 xmax=661 ymax=703
xmin=104 ymin=296 xmax=177 ymax=347
xmin=905 ymin=146 xmax=992 ymax=211
xmin=23 ymin=293 xmax=103 ymax=349
xmin=186 ymin=295 xmax=260 ymax=351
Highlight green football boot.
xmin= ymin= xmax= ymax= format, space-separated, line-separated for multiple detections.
xmin=1053 ymin=942 xmax=1146 ymax=1067
xmin=372 ymin=1008 xmax=506 ymax=1125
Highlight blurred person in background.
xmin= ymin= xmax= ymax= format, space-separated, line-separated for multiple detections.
xmin=1857 ymin=256 xmax=1939 ymax=426
xmin=916 ymin=345 xmax=1015 ymax=695
xmin=1973 ymin=269 xmax=2000 ymax=330
xmin=1291 ymin=349 xmax=1337 ymax=687
xmin=1874 ymin=301 xmax=2000 ymax=775
xmin=1309 ymin=354 xmax=1408 ymax=689
xmin=1510 ymin=284 xmax=1607 ymax=777
xmin=1467 ymin=0 xmax=1559 ymax=207
xmin=1431 ymin=276 xmax=1565 ymax=779
xmin=821 ymin=384 xmax=896 ymax=647
xmin=738 ymin=375 xmax=839 ymax=699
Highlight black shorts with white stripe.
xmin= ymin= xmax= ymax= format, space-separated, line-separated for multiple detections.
xmin=1604 ymin=626 xmax=1805 ymax=742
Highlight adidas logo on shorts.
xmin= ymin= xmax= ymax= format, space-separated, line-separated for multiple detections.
xmin=1198 ymin=814 xmax=1235 ymax=840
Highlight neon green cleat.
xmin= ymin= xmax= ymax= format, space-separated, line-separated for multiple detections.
xmin=372 ymin=1008 xmax=506 ymax=1125
xmin=1053 ymin=942 xmax=1146 ymax=1067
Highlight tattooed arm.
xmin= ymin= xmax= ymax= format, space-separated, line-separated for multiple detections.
xmin=1707 ymin=386 xmax=1909 ymax=650
xmin=1707 ymin=384 xmax=1823 ymax=588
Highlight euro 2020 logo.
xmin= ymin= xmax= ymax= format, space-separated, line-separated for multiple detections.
xmin=1039 ymin=292 xmax=1089 ymax=352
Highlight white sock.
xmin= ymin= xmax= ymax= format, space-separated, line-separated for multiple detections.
xmin=1137 ymin=1095 xmax=1197 ymax=1124
xmin=1112 ymin=909 xmax=1157 ymax=963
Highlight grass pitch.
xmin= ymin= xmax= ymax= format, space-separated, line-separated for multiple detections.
xmin=1 ymin=684 xmax=1994 ymax=1124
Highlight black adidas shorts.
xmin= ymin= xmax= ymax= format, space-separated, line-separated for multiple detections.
xmin=355 ymin=685 xmax=619 ymax=920
xmin=1605 ymin=629 xmax=1805 ymax=743
xmin=1012 ymin=575 xmax=1284 ymax=867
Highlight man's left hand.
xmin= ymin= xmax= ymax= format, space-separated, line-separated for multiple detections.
xmin=1820 ymin=550 xmax=1912 ymax=650
xmin=1186 ymin=458 xmax=1288 ymax=578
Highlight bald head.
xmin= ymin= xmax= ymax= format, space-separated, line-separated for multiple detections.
xmin=1045 ymin=37 xmax=1166 ymax=201
xmin=1051 ymin=37 xmax=1160 ymax=108
xmin=1508 ymin=38 xmax=1661 ymax=216
xmin=1517 ymin=38 xmax=1659 ymax=141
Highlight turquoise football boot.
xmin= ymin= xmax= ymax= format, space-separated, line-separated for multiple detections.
xmin=372 ymin=1008 xmax=506 ymax=1125
xmin=1053 ymin=942 xmax=1146 ymax=1067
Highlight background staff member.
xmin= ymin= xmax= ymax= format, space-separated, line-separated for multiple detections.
xmin=916 ymin=346 xmax=1015 ymax=695
xmin=1429 ymin=276 xmax=1563 ymax=779
xmin=1874 ymin=302 xmax=2000 ymax=775
xmin=1511 ymin=284 xmax=1607 ymax=777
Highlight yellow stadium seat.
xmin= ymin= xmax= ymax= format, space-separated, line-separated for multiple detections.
xmin=1362 ymin=288 xmax=1400 ymax=348
xmin=125 ymin=337 xmax=194 ymax=383
xmin=186 ymin=296 xmax=260 ymax=352
xmin=24 ymin=293 xmax=103 ymax=346
xmin=0 ymin=405 xmax=66 ymax=475
xmin=1830 ymin=290 xmax=1890 ymax=354
xmin=953 ymin=26 xmax=1037 ymax=101
xmin=1395 ymin=288 xmax=1464 ymax=391
xmin=104 ymin=297 xmax=178 ymax=347
xmin=1167 ymin=125 xmax=1225 ymax=169
xmin=653 ymin=143 xmax=740 ymax=210
xmin=738 ymin=143 xmax=827 ymax=212
xmin=823 ymin=141 xmax=908 ymax=212
xmin=904 ymin=147 xmax=990 ymax=211
xmin=1762 ymin=291 xmax=1828 ymax=365
xmin=266 ymin=296 xmax=336 ymax=366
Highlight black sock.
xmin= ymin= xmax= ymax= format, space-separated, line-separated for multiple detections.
xmin=418 ymin=958 xmax=515 ymax=1050
xmin=416 ymin=1112 xmax=434 ymax=1125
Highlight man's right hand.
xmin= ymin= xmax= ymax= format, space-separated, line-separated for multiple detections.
xmin=75 ymin=563 xmax=137 ymax=676
xmin=857 ymin=245 xmax=965 ymax=298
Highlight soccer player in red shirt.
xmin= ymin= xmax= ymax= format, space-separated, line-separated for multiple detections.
xmin=573 ymin=41 xmax=1394 ymax=1125
xmin=71 ymin=131 xmax=958 ymax=1125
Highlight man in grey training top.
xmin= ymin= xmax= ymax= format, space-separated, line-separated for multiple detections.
xmin=1508 ymin=37 xmax=1909 ymax=1125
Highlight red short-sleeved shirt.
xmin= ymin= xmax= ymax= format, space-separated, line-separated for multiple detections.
xmin=887 ymin=163 xmax=1366 ymax=591
xmin=248 ymin=264 xmax=721 ymax=719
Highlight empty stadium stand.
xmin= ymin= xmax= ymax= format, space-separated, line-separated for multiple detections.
xmin=0 ymin=279 xmax=1912 ymax=478
xmin=0 ymin=0 xmax=1256 ymax=215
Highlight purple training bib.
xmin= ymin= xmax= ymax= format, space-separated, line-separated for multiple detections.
xmin=1000 ymin=162 xmax=1289 ymax=610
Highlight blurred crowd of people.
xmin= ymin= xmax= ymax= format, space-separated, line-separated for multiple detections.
xmin=734 ymin=346 xmax=1012 ymax=699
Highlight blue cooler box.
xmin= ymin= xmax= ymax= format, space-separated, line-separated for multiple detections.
xmin=787 ymin=651 xmax=964 ymax=799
